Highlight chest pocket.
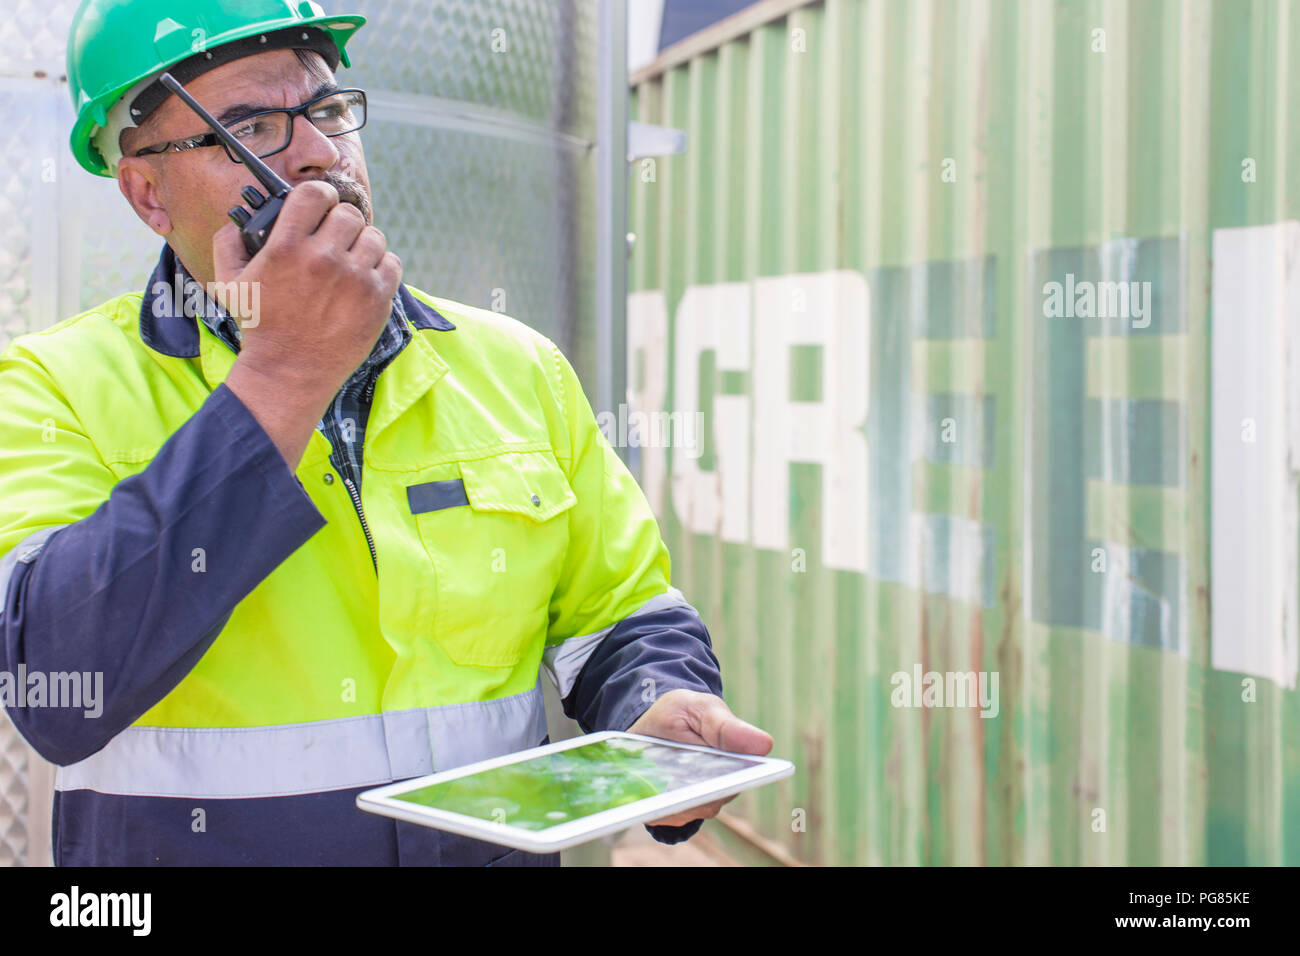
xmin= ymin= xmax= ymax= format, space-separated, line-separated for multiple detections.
xmin=410 ymin=449 xmax=577 ymax=668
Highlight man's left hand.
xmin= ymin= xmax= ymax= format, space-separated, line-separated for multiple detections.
xmin=626 ymin=689 xmax=774 ymax=827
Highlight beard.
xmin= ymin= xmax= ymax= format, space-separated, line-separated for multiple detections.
xmin=323 ymin=170 xmax=373 ymax=225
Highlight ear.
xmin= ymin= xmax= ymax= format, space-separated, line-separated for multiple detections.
xmin=116 ymin=157 xmax=173 ymax=236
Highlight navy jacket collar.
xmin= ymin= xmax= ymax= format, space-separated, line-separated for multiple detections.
xmin=139 ymin=244 xmax=454 ymax=359
xmin=397 ymin=283 xmax=457 ymax=332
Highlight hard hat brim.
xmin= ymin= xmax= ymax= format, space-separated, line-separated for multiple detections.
xmin=70 ymin=12 xmax=365 ymax=178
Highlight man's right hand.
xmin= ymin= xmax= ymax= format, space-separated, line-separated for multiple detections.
xmin=214 ymin=180 xmax=402 ymax=468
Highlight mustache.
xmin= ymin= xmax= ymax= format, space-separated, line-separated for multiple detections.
xmin=320 ymin=171 xmax=372 ymax=225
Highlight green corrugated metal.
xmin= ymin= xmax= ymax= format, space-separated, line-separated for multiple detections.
xmin=627 ymin=0 xmax=1300 ymax=865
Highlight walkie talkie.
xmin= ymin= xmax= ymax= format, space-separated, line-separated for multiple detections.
xmin=159 ymin=72 xmax=292 ymax=257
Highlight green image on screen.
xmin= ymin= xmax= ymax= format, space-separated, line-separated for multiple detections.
xmin=393 ymin=737 xmax=761 ymax=831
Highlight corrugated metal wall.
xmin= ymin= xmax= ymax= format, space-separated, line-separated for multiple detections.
xmin=0 ymin=0 xmax=609 ymax=866
xmin=628 ymin=0 xmax=1300 ymax=865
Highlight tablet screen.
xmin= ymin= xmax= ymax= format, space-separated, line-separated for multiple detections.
xmin=391 ymin=737 xmax=763 ymax=831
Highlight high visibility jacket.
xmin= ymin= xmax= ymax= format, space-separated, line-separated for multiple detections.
xmin=0 ymin=247 xmax=721 ymax=866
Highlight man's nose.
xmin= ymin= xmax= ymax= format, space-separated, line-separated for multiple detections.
xmin=277 ymin=113 xmax=339 ymax=182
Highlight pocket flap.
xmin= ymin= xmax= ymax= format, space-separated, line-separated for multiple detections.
xmin=457 ymin=450 xmax=577 ymax=521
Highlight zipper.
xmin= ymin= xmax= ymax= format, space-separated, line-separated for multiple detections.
xmin=337 ymin=372 xmax=379 ymax=573
xmin=343 ymin=475 xmax=378 ymax=573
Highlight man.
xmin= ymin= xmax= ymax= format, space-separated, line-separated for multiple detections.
xmin=0 ymin=0 xmax=771 ymax=865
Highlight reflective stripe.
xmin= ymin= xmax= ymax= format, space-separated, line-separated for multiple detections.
xmin=542 ymin=587 xmax=693 ymax=699
xmin=0 ymin=526 xmax=69 ymax=595
xmin=55 ymin=683 xmax=547 ymax=799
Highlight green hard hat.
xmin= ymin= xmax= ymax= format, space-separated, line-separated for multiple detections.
xmin=67 ymin=0 xmax=365 ymax=176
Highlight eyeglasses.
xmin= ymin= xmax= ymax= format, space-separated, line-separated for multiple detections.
xmin=134 ymin=88 xmax=367 ymax=164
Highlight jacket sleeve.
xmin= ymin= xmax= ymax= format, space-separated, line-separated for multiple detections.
xmin=0 ymin=346 xmax=326 ymax=766
xmin=537 ymin=340 xmax=723 ymax=846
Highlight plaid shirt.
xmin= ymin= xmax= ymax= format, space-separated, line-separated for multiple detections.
xmin=174 ymin=261 xmax=411 ymax=494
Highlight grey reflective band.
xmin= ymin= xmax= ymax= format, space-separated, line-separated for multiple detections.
xmin=407 ymin=477 xmax=469 ymax=514
xmin=0 ymin=526 xmax=70 ymax=596
xmin=55 ymin=683 xmax=547 ymax=799
xmin=542 ymin=587 xmax=693 ymax=699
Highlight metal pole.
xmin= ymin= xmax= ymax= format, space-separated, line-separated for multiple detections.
xmin=596 ymin=0 xmax=629 ymax=459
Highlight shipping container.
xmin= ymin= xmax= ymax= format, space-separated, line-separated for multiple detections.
xmin=627 ymin=0 xmax=1300 ymax=865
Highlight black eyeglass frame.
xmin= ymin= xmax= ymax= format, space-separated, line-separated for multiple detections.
xmin=133 ymin=88 xmax=368 ymax=164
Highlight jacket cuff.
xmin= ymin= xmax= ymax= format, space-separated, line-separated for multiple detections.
xmin=562 ymin=600 xmax=723 ymax=735
xmin=644 ymin=819 xmax=706 ymax=846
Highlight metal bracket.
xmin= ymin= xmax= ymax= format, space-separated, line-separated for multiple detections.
xmin=627 ymin=120 xmax=686 ymax=162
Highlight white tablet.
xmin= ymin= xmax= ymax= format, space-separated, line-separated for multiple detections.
xmin=355 ymin=731 xmax=793 ymax=853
